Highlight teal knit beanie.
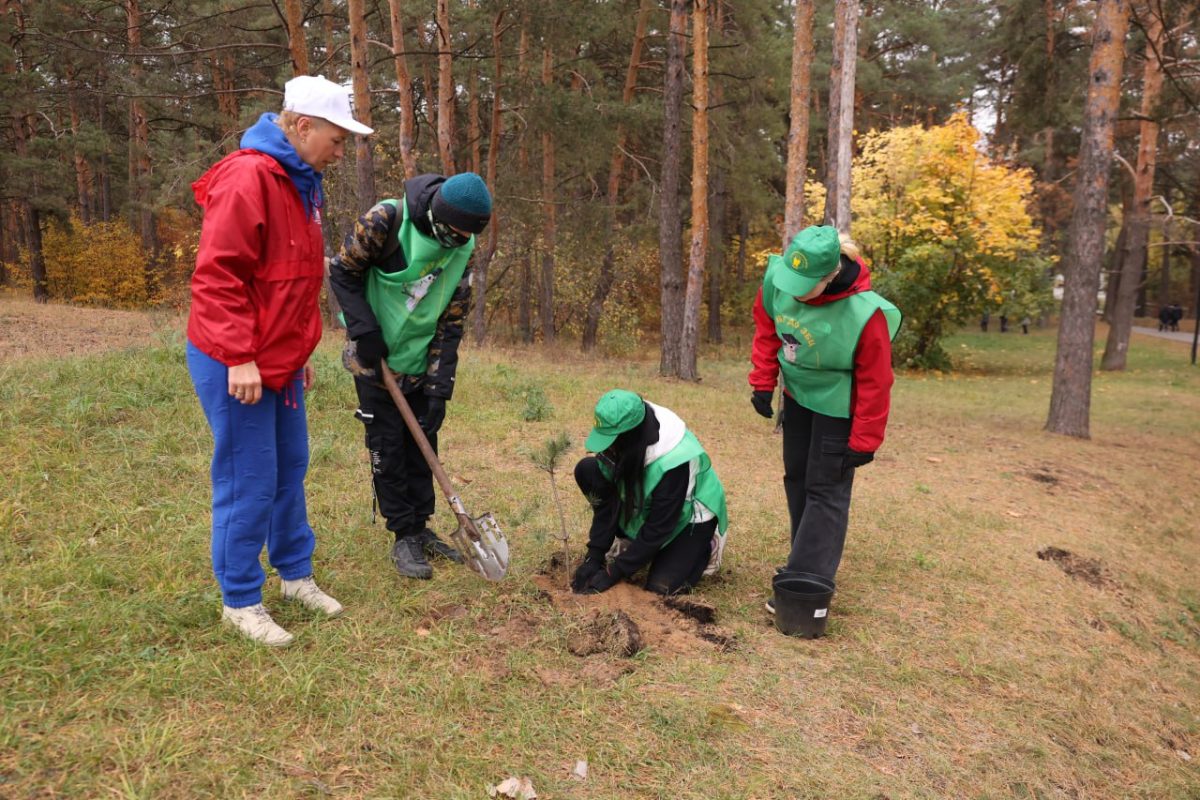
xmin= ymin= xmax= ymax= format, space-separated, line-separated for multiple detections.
xmin=432 ymin=172 xmax=492 ymax=233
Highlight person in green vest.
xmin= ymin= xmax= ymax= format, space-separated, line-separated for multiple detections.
xmin=748 ymin=226 xmax=901 ymax=612
xmin=571 ymin=389 xmax=728 ymax=595
xmin=329 ymin=172 xmax=491 ymax=580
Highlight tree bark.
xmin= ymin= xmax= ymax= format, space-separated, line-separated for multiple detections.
xmin=707 ymin=165 xmax=726 ymax=344
xmin=387 ymin=0 xmax=418 ymax=180
xmin=823 ymin=0 xmax=858 ymax=233
xmin=517 ymin=22 xmax=532 ymax=343
xmin=1156 ymin=186 xmax=1171 ymax=313
xmin=5 ymin=1 xmax=46 ymax=301
xmin=784 ymin=0 xmax=814 ymax=247
xmin=539 ymin=46 xmax=557 ymax=343
xmin=659 ymin=0 xmax=688 ymax=376
xmin=1046 ymin=0 xmax=1130 ymax=438
xmin=125 ymin=0 xmax=156 ymax=293
xmin=1101 ymin=5 xmax=1164 ymax=371
xmin=65 ymin=63 xmax=93 ymax=225
xmin=284 ymin=0 xmax=309 ymax=75
xmin=582 ymin=0 xmax=651 ymax=352
xmin=210 ymin=52 xmax=241 ymax=153
xmin=321 ymin=0 xmax=338 ymax=79
xmin=470 ymin=10 xmax=505 ymax=345
xmin=347 ymin=0 xmax=375 ymax=208
xmin=679 ymin=0 xmax=709 ymax=381
xmin=436 ymin=0 xmax=456 ymax=174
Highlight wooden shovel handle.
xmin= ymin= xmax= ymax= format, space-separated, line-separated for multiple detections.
xmin=378 ymin=362 xmax=460 ymax=505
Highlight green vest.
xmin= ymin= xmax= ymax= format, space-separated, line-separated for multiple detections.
xmin=366 ymin=198 xmax=474 ymax=376
xmin=762 ymin=256 xmax=901 ymax=418
xmin=602 ymin=429 xmax=729 ymax=546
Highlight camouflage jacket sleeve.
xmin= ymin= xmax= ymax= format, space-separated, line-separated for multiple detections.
xmin=328 ymin=201 xmax=396 ymax=340
xmin=423 ymin=264 xmax=472 ymax=400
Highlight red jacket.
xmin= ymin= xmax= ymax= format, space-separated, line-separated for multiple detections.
xmin=749 ymin=263 xmax=894 ymax=453
xmin=187 ymin=150 xmax=324 ymax=391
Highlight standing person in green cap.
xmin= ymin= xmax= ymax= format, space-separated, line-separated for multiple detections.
xmin=748 ymin=225 xmax=901 ymax=611
xmin=329 ymin=172 xmax=492 ymax=580
xmin=571 ymin=390 xmax=728 ymax=596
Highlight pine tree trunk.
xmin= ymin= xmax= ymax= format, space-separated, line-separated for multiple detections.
xmin=125 ymin=0 xmax=156 ymax=294
xmin=436 ymin=0 xmax=456 ymax=174
xmin=582 ymin=0 xmax=651 ymax=352
xmin=707 ymin=166 xmax=726 ymax=344
xmin=284 ymin=0 xmax=309 ymax=75
xmin=679 ymin=0 xmax=709 ymax=382
xmin=65 ymin=64 xmax=93 ymax=225
xmin=347 ymin=0 xmax=375 ymax=208
xmin=322 ymin=0 xmax=338 ymax=79
xmin=1157 ymin=187 xmax=1171 ymax=313
xmin=659 ymin=0 xmax=688 ymax=376
xmin=468 ymin=69 xmax=480 ymax=174
xmin=211 ymin=52 xmax=241 ymax=153
xmin=470 ymin=10 xmax=506 ymax=345
xmin=1101 ymin=7 xmax=1163 ymax=371
xmin=1047 ymin=0 xmax=1130 ymax=438
xmin=783 ymin=0 xmax=814 ymax=247
xmin=539 ymin=46 xmax=556 ymax=343
xmin=387 ymin=0 xmax=418 ymax=180
xmin=517 ymin=22 xmax=532 ymax=343
xmin=823 ymin=0 xmax=858 ymax=233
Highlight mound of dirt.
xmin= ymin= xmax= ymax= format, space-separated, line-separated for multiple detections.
xmin=1037 ymin=546 xmax=1118 ymax=590
xmin=534 ymin=557 xmax=737 ymax=657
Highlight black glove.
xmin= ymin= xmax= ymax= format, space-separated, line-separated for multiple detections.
xmin=579 ymin=566 xmax=617 ymax=595
xmin=571 ymin=555 xmax=606 ymax=593
xmin=751 ymin=390 xmax=773 ymax=419
xmin=842 ymin=448 xmax=874 ymax=475
xmin=355 ymin=330 xmax=388 ymax=368
xmin=418 ymin=396 xmax=446 ymax=436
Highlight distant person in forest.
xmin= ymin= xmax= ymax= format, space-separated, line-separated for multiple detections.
xmin=1169 ymin=304 xmax=1184 ymax=332
xmin=329 ymin=172 xmax=491 ymax=581
xmin=1021 ymin=315 xmax=1031 ymax=335
xmin=187 ymin=76 xmax=372 ymax=646
xmin=1158 ymin=304 xmax=1173 ymax=332
xmin=980 ymin=312 xmax=990 ymax=332
xmin=571 ymin=390 xmax=728 ymax=596
xmin=748 ymin=226 xmax=901 ymax=620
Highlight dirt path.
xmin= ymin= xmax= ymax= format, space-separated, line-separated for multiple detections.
xmin=0 ymin=295 xmax=182 ymax=362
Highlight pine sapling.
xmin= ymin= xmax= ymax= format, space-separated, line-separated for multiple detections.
xmin=530 ymin=431 xmax=572 ymax=588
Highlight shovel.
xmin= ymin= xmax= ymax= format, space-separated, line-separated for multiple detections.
xmin=379 ymin=362 xmax=510 ymax=581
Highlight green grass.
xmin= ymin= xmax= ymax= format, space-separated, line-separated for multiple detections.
xmin=1 ymin=324 xmax=1198 ymax=798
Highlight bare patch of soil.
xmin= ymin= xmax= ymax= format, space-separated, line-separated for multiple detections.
xmin=1037 ymin=546 xmax=1118 ymax=590
xmin=533 ymin=556 xmax=737 ymax=657
xmin=0 ymin=296 xmax=179 ymax=361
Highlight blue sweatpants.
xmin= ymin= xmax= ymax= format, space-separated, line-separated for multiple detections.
xmin=187 ymin=342 xmax=315 ymax=608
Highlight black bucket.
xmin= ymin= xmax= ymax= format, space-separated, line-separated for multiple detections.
xmin=773 ymin=571 xmax=835 ymax=638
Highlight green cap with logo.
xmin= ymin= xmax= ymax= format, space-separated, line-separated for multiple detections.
xmin=585 ymin=389 xmax=647 ymax=452
xmin=772 ymin=225 xmax=842 ymax=297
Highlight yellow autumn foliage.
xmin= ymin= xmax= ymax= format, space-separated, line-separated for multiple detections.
xmin=41 ymin=214 xmax=150 ymax=308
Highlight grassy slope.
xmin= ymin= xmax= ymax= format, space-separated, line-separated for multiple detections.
xmin=1 ymin=326 xmax=1197 ymax=799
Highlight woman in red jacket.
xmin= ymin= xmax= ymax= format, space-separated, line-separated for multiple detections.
xmin=186 ymin=76 xmax=371 ymax=646
xmin=749 ymin=226 xmax=901 ymax=621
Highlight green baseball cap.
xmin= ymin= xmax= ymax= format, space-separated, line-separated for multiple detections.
xmin=585 ymin=389 xmax=646 ymax=452
xmin=772 ymin=225 xmax=842 ymax=297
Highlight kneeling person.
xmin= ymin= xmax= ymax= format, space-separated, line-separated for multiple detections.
xmin=572 ymin=390 xmax=728 ymax=596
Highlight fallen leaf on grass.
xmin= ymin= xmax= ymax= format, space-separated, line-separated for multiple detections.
xmin=1177 ymin=750 xmax=1192 ymax=762
xmin=415 ymin=627 xmax=431 ymax=637
xmin=487 ymin=776 xmax=537 ymax=799
xmin=926 ymin=456 xmax=943 ymax=463
xmin=571 ymin=760 xmax=588 ymax=780
xmin=1006 ymin=510 xmax=1024 ymax=518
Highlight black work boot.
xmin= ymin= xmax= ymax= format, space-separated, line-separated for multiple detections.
xmin=390 ymin=535 xmax=433 ymax=579
xmin=416 ymin=527 xmax=465 ymax=564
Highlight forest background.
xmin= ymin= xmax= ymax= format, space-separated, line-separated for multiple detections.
xmin=1 ymin=0 xmax=1199 ymax=435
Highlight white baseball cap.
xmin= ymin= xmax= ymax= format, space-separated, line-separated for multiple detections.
xmin=283 ymin=75 xmax=374 ymax=135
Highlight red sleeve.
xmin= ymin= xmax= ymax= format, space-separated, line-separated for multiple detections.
xmin=748 ymin=286 xmax=782 ymax=391
xmin=190 ymin=162 xmax=266 ymax=365
xmin=849 ymin=309 xmax=894 ymax=453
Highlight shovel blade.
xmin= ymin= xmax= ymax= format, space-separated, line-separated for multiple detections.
xmin=451 ymin=512 xmax=510 ymax=581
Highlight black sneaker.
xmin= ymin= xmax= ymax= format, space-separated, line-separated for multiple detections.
xmin=416 ymin=527 xmax=465 ymax=564
xmin=390 ymin=536 xmax=433 ymax=579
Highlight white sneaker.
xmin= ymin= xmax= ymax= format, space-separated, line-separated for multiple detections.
xmin=222 ymin=603 xmax=294 ymax=647
xmin=281 ymin=576 xmax=344 ymax=617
